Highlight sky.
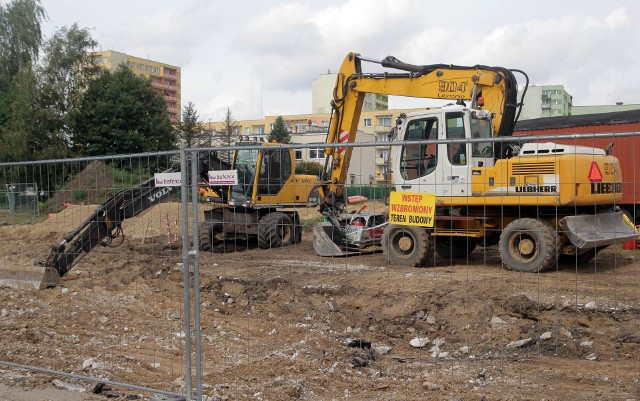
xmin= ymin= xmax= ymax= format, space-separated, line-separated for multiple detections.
xmin=37 ymin=0 xmax=640 ymax=122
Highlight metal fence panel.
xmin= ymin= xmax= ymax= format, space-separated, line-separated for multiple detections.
xmin=1 ymin=133 xmax=639 ymax=400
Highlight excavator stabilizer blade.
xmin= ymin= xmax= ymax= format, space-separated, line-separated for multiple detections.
xmin=0 ymin=259 xmax=60 ymax=290
xmin=313 ymin=222 xmax=345 ymax=257
xmin=559 ymin=211 xmax=639 ymax=249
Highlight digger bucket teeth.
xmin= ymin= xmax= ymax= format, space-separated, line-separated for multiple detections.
xmin=559 ymin=211 xmax=640 ymax=249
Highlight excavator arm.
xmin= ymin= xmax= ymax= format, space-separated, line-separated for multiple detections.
xmin=320 ymin=52 xmax=522 ymax=211
xmin=36 ymin=163 xmax=184 ymax=278
xmin=34 ymin=152 xmax=229 ymax=282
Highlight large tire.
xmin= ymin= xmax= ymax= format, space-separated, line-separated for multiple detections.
xmin=258 ymin=212 xmax=294 ymax=249
xmin=199 ymin=220 xmax=226 ymax=253
xmin=291 ymin=212 xmax=303 ymax=244
xmin=499 ymin=218 xmax=559 ymax=273
xmin=381 ymin=225 xmax=434 ymax=267
xmin=435 ymin=237 xmax=477 ymax=259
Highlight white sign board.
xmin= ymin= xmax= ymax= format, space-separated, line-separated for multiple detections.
xmin=208 ymin=170 xmax=238 ymax=185
xmin=154 ymin=172 xmax=182 ymax=187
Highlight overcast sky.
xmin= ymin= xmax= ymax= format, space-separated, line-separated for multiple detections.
xmin=38 ymin=0 xmax=639 ymax=122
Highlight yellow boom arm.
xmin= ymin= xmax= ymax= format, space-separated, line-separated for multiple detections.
xmin=321 ymin=52 xmax=521 ymax=209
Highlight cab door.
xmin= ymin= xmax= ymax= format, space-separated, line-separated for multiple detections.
xmin=439 ymin=111 xmax=470 ymax=197
xmin=395 ymin=116 xmax=440 ymax=194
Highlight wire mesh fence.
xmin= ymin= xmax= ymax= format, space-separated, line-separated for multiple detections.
xmin=0 ymin=133 xmax=639 ymax=400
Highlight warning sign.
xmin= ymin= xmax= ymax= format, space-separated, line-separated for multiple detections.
xmin=388 ymin=192 xmax=436 ymax=227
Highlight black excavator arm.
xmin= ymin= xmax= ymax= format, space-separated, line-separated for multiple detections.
xmin=36 ymin=151 xmax=232 ymax=278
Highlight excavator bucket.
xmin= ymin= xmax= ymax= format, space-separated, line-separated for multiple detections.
xmin=0 ymin=257 xmax=60 ymax=290
xmin=313 ymin=222 xmax=345 ymax=256
xmin=559 ymin=211 xmax=640 ymax=249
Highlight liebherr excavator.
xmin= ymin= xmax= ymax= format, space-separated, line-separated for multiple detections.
xmin=314 ymin=52 xmax=639 ymax=272
xmin=5 ymin=144 xmax=319 ymax=289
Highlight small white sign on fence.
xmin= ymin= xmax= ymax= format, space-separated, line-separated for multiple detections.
xmin=154 ymin=172 xmax=182 ymax=187
xmin=208 ymin=170 xmax=238 ymax=185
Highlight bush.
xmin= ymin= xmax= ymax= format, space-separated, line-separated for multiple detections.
xmin=295 ymin=161 xmax=323 ymax=177
xmin=345 ymin=185 xmax=391 ymax=201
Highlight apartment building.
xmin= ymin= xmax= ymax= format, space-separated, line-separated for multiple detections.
xmin=517 ymin=85 xmax=573 ymax=120
xmin=208 ymin=107 xmax=424 ymax=184
xmin=312 ymin=73 xmax=389 ymax=114
xmin=89 ymin=50 xmax=181 ymax=122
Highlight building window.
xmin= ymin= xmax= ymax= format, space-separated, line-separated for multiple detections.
xmin=554 ymin=109 xmax=561 ymax=115
xmin=253 ymin=127 xmax=264 ymax=135
xmin=553 ymin=89 xmax=559 ymax=95
xmin=379 ymin=117 xmax=391 ymax=127
xmin=542 ymin=99 xmax=550 ymax=105
xmin=322 ymin=120 xmax=329 ymax=128
xmin=294 ymin=150 xmax=302 ymax=160
xmin=364 ymin=118 xmax=372 ymax=127
xmin=244 ymin=127 xmax=250 ymax=135
xmin=309 ymin=148 xmax=325 ymax=159
xmin=553 ymin=99 xmax=560 ymax=105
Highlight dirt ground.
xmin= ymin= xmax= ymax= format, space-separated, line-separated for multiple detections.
xmin=1 ymin=202 xmax=640 ymax=401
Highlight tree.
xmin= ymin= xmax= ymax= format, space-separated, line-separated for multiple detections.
xmin=268 ymin=116 xmax=291 ymax=143
xmin=37 ymin=23 xmax=98 ymax=157
xmin=72 ymin=65 xmax=176 ymax=156
xmin=0 ymin=0 xmax=46 ymax=90
xmin=0 ymin=0 xmax=46 ymax=161
xmin=219 ymin=107 xmax=240 ymax=147
xmin=177 ymin=101 xmax=209 ymax=147
xmin=216 ymin=107 xmax=240 ymax=164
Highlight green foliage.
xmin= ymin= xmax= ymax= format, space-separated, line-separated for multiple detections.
xmin=178 ymin=101 xmax=209 ymax=147
xmin=268 ymin=116 xmax=291 ymax=143
xmin=37 ymin=23 xmax=98 ymax=157
xmin=72 ymin=65 xmax=176 ymax=156
xmin=0 ymin=0 xmax=46 ymax=88
xmin=0 ymin=1 xmax=97 ymax=163
xmin=73 ymin=189 xmax=87 ymax=201
xmin=345 ymin=185 xmax=391 ymax=201
xmin=0 ymin=0 xmax=46 ymax=162
xmin=295 ymin=160 xmax=323 ymax=177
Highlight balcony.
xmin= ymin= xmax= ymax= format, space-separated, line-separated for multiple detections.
xmin=375 ymin=157 xmax=391 ymax=165
xmin=374 ymin=125 xmax=393 ymax=134
xmin=375 ymin=173 xmax=390 ymax=183
xmin=541 ymin=103 xmax=550 ymax=109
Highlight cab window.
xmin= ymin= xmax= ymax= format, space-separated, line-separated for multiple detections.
xmin=400 ymin=117 xmax=438 ymax=180
xmin=446 ymin=112 xmax=466 ymax=165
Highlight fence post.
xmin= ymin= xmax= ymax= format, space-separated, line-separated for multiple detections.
xmin=179 ymin=145 xmax=193 ymax=399
xmin=190 ymin=149 xmax=203 ymax=401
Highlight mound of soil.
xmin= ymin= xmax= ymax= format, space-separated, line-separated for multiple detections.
xmin=46 ymin=161 xmax=115 ymax=213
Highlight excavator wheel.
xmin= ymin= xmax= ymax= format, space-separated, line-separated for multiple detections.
xmin=435 ymin=237 xmax=477 ymax=259
xmin=381 ymin=225 xmax=434 ymax=267
xmin=258 ymin=212 xmax=294 ymax=249
xmin=199 ymin=220 xmax=226 ymax=253
xmin=499 ymin=218 xmax=559 ymax=273
xmin=291 ymin=212 xmax=303 ymax=244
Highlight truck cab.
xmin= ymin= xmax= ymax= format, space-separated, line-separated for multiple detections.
xmin=391 ymin=106 xmax=495 ymax=197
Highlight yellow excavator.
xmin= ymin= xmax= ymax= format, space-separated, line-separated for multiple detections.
xmin=314 ymin=52 xmax=639 ymax=272
xmin=2 ymin=144 xmax=320 ymax=289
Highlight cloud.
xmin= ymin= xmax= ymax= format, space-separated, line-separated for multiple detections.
xmin=40 ymin=0 xmax=640 ymax=121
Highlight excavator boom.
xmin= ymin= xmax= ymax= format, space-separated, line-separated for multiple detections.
xmin=320 ymin=52 xmax=521 ymax=210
